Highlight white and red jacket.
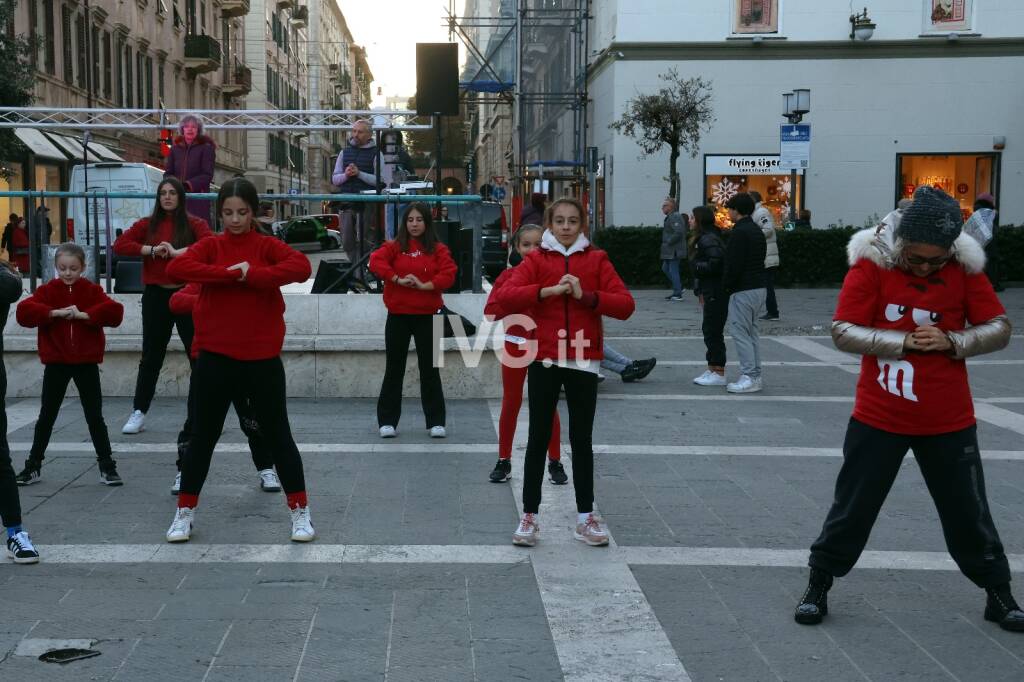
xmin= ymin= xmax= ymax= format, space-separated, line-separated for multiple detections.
xmin=491 ymin=231 xmax=634 ymax=363
xmin=369 ymin=238 xmax=457 ymax=315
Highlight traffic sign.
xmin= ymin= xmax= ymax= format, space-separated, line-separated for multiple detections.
xmin=493 ymin=175 xmax=506 ymax=185
xmin=492 ymin=186 xmax=507 ymax=201
xmin=779 ymin=124 xmax=810 ymax=170
xmin=288 ymin=188 xmax=299 ymax=195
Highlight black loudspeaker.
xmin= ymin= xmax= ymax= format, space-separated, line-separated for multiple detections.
xmin=310 ymin=260 xmax=352 ymax=294
xmin=113 ymin=259 xmax=144 ymax=294
xmin=416 ymin=43 xmax=459 ymax=116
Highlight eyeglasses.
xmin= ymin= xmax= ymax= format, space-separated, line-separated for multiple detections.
xmin=903 ymin=254 xmax=951 ymax=266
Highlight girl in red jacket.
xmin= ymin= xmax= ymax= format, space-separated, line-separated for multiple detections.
xmin=163 ymin=178 xmax=313 ymax=544
xmin=15 ymin=243 xmax=125 ymax=486
xmin=113 ymin=176 xmax=212 ymax=436
xmin=168 ymin=283 xmax=281 ymax=495
xmin=369 ymin=202 xmax=457 ymax=439
xmin=491 ymin=198 xmax=635 ymax=547
xmin=484 ymin=224 xmax=566 ymax=485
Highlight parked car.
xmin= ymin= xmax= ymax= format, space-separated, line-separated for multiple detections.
xmin=440 ymin=200 xmax=509 ymax=280
xmin=274 ymin=215 xmax=342 ymax=251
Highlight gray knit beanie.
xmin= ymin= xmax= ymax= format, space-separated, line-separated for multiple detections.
xmin=896 ymin=185 xmax=962 ymax=249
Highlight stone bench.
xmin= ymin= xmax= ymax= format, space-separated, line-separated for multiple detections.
xmin=3 ymin=293 xmax=504 ymax=398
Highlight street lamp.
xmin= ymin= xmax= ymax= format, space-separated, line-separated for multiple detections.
xmin=849 ymin=8 xmax=876 ymax=41
xmin=781 ymin=89 xmax=811 ymax=222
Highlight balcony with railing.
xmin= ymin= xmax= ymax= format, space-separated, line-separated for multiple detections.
xmin=276 ymin=0 xmax=295 ymax=9
xmin=184 ymin=34 xmax=221 ymax=73
xmin=221 ymin=61 xmax=252 ymax=97
xmin=291 ymin=5 xmax=308 ymax=28
xmin=220 ymin=0 xmax=250 ymax=18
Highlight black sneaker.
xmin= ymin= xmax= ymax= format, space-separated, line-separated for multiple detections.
xmin=635 ymin=358 xmax=657 ymax=380
xmin=489 ymin=459 xmax=512 ymax=483
xmin=99 ymin=462 xmax=124 ymax=486
xmin=6 ymin=531 xmax=40 ymax=564
xmin=620 ymin=364 xmax=641 ymax=383
xmin=760 ymin=313 xmax=780 ymax=321
xmin=794 ymin=567 xmax=833 ymax=625
xmin=985 ymin=584 xmax=1024 ymax=632
xmin=547 ymin=460 xmax=569 ymax=485
xmin=15 ymin=462 xmax=41 ymax=486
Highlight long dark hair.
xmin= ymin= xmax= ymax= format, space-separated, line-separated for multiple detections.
xmin=149 ymin=177 xmax=196 ymax=248
xmin=397 ymin=202 xmax=438 ymax=253
xmin=692 ymin=205 xmax=718 ymax=234
xmin=216 ymin=177 xmax=261 ymax=230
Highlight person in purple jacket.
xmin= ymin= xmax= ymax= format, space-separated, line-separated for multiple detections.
xmin=164 ymin=114 xmax=216 ymax=223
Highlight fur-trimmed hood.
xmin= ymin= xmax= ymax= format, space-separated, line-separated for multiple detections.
xmin=846 ymin=222 xmax=986 ymax=274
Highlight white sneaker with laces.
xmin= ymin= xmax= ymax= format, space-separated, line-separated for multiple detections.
xmin=727 ymin=374 xmax=763 ymax=394
xmin=122 ymin=409 xmax=146 ymax=434
xmin=379 ymin=425 xmax=397 ymax=438
xmin=170 ymin=471 xmax=181 ymax=495
xmin=290 ymin=507 xmax=316 ymax=542
xmin=574 ymin=513 xmax=610 ymax=546
xmin=693 ymin=370 xmax=727 ymax=387
xmin=512 ymin=513 xmax=539 ymax=547
xmin=166 ymin=507 xmax=194 ymax=543
xmin=429 ymin=426 xmax=446 ymax=438
xmin=258 ymin=469 xmax=282 ymax=492
xmin=6 ymin=531 xmax=40 ymax=564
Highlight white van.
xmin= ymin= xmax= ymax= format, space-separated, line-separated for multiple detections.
xmin=67 ymin=162 xmax=165 ymax=258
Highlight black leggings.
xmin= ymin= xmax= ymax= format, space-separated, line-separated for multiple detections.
xmin=133 ymin=285 xmax=195 ymax=413
xmin=29 ymin=363 xmax=113 ymax=465
xmin=0 ymin=365 xmax=21 ymax=528
xmin=179 ymin=352 xmax=305 ymax=497
xmin=377 ymin=313 xmax=445 ymax=429
xmin=810 ymin=418 xmax=1011 ymax=588
xmin=701 ymin=291 xmax=728 ymax=368
xmin=522 ymin=363 xmax=598 ymax=515
xmin=176 ymin=374 xmax=274 ymax=472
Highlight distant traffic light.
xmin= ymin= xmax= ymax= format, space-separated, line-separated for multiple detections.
xmin=159 ymin=130 xmax=173 ymax=158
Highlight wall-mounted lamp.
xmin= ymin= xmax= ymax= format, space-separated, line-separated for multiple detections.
xmin=849 ymin=7 xmax=875 ymax=41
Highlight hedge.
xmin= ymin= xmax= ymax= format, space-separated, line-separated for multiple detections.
xmin=595 ymin=225 xmax=1023 ymax=287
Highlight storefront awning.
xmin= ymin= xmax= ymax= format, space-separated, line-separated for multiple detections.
xmin=13 ymin=128 xmax=67 ymax=161
xmin=42 ymin=132 xmax=124 ymax=163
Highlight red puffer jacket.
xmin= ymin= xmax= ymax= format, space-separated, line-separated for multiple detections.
xmin=492 ymin=234 xmax=634 ymax=362
xmin=16 ymin=278 xmax=124 ymax=364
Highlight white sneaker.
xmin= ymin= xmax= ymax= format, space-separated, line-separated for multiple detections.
xmin=171 ymin=471 xmax=181 ymax=495
xmin=429 ymin=426 xmax=447 ymax=438
xmin=379 ymin=425 xmax=397 ymax=438
xmin=574 ymin=513 xmax=610 ymax=546
xmin=727 ymin=375 xmax=763 ymax=394
xmin=258 ymin=469 xmax=282 ymax=492
xmin=512 ymin=513 xmax=539 ymax=547
xmin=166 ymin=507 xmax=194 ymax=543
xmin=122 ymin=410 xmax=145 ymax=434
xmin=693 ymin=370 xmax=727 ymax=387
xmin=290 ymin=507 xmax=316 ymax=542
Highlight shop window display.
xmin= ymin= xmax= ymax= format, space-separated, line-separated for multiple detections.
xmin=705 ymin=155 xmax=803 ymax=229
xmin=897 ymin=153 xmax=997 ymax=221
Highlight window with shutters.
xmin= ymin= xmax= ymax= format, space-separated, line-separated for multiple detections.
xmin=43 ymin=0 xmax=55 ymax=74
xmin=136 ymin=51 xmax=145 ymax=107
xmin=124 ymin=44 xmax=133 ymax=107
xmin=103 ymin=32 xmax=112 ymax=100
xmin=75 ymin=13 xmax=86 ymax=88
xmin=200 ymin=1 xmax=206 ymax=33
xmin=114 ymin=37 xmax=123 ymax=105
xmin=146 ymin=56 xmax=154 ymax=108
xmin=158 ymin=58 xmax=165 ymax=103
xmin=27 ymin=0 xmax=38 ymax=69
xmin=91 ymin=26 xmax=100 ymax=96
xmin=61 ymin=5 xmax=73 ymax=84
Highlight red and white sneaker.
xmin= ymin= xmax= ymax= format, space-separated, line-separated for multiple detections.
xmin=512 ymin=513 xmax=539 ymax=547
xmin=574 ymin=513 xmax=609 ymax=546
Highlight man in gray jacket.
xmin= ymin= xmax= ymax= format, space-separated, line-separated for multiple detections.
xmin=660 ymin=197 xmax=688 ymax=301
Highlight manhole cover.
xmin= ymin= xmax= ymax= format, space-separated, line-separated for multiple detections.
xmin=38 ymin=648 xmax=101 ymax=664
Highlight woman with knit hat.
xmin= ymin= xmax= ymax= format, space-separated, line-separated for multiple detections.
xmin=795 ymin=185 xmax=1024 ymax=632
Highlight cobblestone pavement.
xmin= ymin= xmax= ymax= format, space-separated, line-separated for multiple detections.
xmin=2 ymin=289 xmax=1024 ymax=681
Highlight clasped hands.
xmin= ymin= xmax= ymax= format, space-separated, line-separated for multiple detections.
xmin=393 ymin=274 xmax=432 ymax=291
xmin=540 ymin=274 xmax=583 ymax=300
xmin=904 ymin=325 xmax=952 ymax=353
xmin=50 ymin=305 xmax=88 ymax=320
xmin=150 ymin=242 xmax=185 ymax=259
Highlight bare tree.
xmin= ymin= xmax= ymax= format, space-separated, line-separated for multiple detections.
xmin=609 ymin=69 xmax=715 ymax=200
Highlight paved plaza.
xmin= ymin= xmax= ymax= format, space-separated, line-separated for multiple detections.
xmin=2 ymin=289 xmax=1024 ymax=681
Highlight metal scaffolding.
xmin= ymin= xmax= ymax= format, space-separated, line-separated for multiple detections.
xmin=0 ymin=107 xmax=433 ymax=131
xmin=447 ymin=0 xmax=590 ymax=214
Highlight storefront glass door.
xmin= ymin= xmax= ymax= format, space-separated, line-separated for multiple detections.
xmin=896 ymin=153 xmax=1000 ymax=220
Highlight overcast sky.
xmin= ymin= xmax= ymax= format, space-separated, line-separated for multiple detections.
xmin=343 ymin=1 xmax=467 ymax=108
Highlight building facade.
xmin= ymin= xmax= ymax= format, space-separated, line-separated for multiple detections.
xmin=6 ymin=0 xmax=253 ymax=228
xmin=587 ymin=0 xmax=1024 ymax=229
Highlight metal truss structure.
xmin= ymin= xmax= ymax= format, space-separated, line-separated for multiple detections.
xmin=447 ymin=0 xmax=591 ymax=205
xmin=0 ymin=108 xmax=434 ymax=131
